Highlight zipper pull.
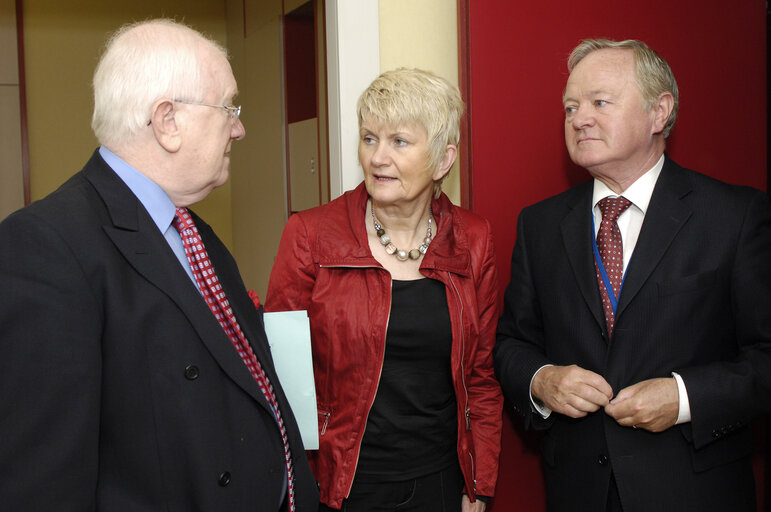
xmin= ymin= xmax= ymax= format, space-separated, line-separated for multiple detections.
xmin=320 ymin=412 xmax=330 ymax=436
xmin=465 ymin=407 xmax=471 ymax=430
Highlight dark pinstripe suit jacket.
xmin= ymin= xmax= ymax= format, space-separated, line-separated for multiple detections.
xmin=495 ymin=155 xmax=771 ymax=511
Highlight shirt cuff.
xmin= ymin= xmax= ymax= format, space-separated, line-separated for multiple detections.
xmin=530 ymin=365 xmax=553 ymax=418
xmin=672 ymin=372 xmax=691 ymax=424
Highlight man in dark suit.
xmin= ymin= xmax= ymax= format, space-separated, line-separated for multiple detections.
xmin=495 ymin=38 xmax=771 ymax=511
xmin=0 ymin=19 xmax=318 ymax=511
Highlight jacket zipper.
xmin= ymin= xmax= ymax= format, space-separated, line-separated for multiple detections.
xmin=469 ymin=451 xmax=477 ymax=494
xmin=448 ymin=273 xmax=471 ymax=430
xmin=318 ymin=262 xmax=382 ymax=407
xmin=320 ymin=263 xmax=391 ymax=499
xmin=345 ymin=275 xmax=390 ymax=498
xmin=448 ymin=272 xmax=476 ymax=496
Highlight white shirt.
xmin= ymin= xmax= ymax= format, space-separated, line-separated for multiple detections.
xmin=591 ymin=156 xmax=663 ymax=271
xmin=532 ymin=154 xmax=691 ymax=424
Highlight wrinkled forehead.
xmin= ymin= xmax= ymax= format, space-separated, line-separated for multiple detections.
xmin=200 ymin=43 xmax=238 ymax=100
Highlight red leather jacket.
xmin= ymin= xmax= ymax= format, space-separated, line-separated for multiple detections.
xmin=265 ymin=183 xmax=502 ymax=509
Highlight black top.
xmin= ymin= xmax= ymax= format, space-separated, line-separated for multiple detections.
xmin=355 ymin=278 xmax=457 ymax=482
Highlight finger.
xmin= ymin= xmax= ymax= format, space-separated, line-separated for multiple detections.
xmin=565 ymin=366 xmax=613 ymax=398
xmin=583 ymin=373 xmax=614 ymax=399
xmin=607 ymin=411 xmax=642 ymax=430
xmin=604 ymin=399 xmax=636 ymax=420
xmin=609 ymin=384 xmax=638 ymax=404
xmin=576 ymin=383 xmax=614 ymax=407
xmin=564 ymin=395 xmax=604 ymax=415
xmin=606 ymin=408 xmax=637 ymax=427
xmin=560 ymin=403 xmax=590 ymax=419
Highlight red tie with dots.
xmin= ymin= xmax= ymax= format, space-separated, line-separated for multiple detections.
xmin=173 ymin=208 xmax=295 ymax=512
xmin=595 ymin=196 xmax=632 ymax=337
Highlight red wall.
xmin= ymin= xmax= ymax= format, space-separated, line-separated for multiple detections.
xmin=285 ymin=13 xmax=317 ymax=124
xmin=464 ymin=1 xmax=767 ymax=510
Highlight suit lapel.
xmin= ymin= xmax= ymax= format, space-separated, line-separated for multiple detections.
xmin=193 ymin=216 xmax=283 ymax=388
xmin=616 ymin=158 xmax=693 ymax=318
xmin=83 ymin=153 xmax=275 ymax=412
xmin=560 ymin=182 xmax=607 ymax=331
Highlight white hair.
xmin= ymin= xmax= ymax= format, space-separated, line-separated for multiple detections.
xmin=91 ymin=19 xmax=228 ymax=146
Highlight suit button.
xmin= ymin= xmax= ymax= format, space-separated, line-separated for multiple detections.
xmin=712 ymin=430 xmax=720 ymax=438
xmin=184 ymin=365 xmax=199 ymax=380
xmin=218 ymin=471 xmax=231 ymax=486
xmin=598 ymin=454 xmax=608 ymax=466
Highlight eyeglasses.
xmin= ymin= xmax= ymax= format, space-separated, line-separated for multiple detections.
xmin=174 ymin=100 xmax=242 ymax=122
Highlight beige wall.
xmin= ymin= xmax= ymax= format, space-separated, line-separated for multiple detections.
xmin=0 ymin=0 xmax=24 ymax=220
xmin=14 ymin=0 xmax=461 ymax=296
xmin=379 ymin=0 xmax=460 ymax=204
xmin=226 ymin=0 xmax=331 ymax=299
xmin=225 ymin=0 xmax=287 ymax=299
xmin=20 ymin=0 xmax=233 ymax=246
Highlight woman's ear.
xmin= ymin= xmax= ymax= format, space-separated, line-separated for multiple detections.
xmin=149 ymin=99 xmax=182 ymax=153
xmin=433 ymin=144 xmax=458 ymax=182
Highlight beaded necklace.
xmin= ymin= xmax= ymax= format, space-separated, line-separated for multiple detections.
xmin=371 ymin=203 xmax=433 ymax=261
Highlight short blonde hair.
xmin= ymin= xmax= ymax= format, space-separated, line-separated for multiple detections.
xmin=357 ymin=68 xmax=464 ymax=195
xmin=568 ymin=38 xmax=679 ymax=138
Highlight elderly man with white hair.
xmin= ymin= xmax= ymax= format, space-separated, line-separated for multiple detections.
xmin=0 ymin=19 xmax=318 ymax=511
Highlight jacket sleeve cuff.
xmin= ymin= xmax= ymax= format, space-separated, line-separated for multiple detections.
xmin=672 ymin=372 xmax=692 ymax=424
xmin=530 ymin=364 xmax=553 ymax=418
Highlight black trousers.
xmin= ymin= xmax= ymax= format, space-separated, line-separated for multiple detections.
xmin=319 ymin=464 xmax=464 ymax=512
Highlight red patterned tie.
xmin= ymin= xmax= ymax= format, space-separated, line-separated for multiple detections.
xmin=594 ymin=196 xmax=632 ymax=337
xmin=173 ymin=208 xmax=295 ymax=511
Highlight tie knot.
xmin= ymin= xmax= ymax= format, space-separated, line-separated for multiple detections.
xmin=598 ymin=196 xmax=632 ymax=222
xmin=173 ymin=207 xmax=192 ymax=233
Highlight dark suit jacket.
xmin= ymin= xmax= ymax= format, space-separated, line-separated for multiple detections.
xmin=495 ymin=156 xmax=771 ymax=512
xmin=0 ymin=150 xmax=318 ymax=511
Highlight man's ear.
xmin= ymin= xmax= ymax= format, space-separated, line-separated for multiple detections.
xmin=149 ymin=99 xmax=181 ymax=153
xmin=433 ymin=144 xmax=458 ymax=182
xmin=650 ymin=92 xmax=674 ymax=135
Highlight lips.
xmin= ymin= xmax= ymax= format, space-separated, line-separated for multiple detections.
xmin=576 ymin=137 xmax=598 ymax=144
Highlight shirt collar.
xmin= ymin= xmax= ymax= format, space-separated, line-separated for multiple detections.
xmin=592 ymin=154 xmax=665 ymax=214
xmin=99 ymin=146 xmax=177 ymax=233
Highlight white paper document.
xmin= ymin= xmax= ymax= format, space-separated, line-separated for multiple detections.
xmin=263 ymin=310 xmax=319 ymax=449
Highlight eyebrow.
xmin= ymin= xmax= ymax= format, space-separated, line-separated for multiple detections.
xmin=562 ymin=89 xmax=613 ymax=104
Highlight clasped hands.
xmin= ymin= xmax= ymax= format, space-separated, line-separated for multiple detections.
xmin=532 ymin=365 xmax=679 ymax=432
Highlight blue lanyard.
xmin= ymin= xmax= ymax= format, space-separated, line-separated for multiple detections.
xmin=591 ymin=213 xmax=626 ymax=315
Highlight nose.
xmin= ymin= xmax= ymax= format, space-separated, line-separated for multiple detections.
xmin=569 ymin=104 xmax=594 ymax=130
xmin=369 ymin=141 xmax=390 ymax=166
xmin=231 ymin=118 xmax=246 ymax=140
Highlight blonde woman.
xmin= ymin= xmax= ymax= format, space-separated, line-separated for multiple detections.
xmin=266 ymin=68 xmax=502 ymax=512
